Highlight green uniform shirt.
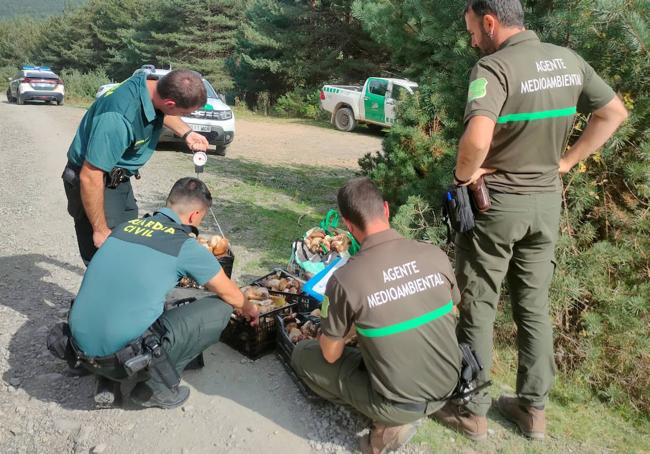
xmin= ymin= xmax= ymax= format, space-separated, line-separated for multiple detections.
xmin=465 ymin=30 xmax=616 ymax=193
xmin=69 ymin=208 xmax=221 ymax=357
xmin=321 ymin=229 xmax=462 ymax=404
xmin=67 ymin=73 xmax=164 ymax=175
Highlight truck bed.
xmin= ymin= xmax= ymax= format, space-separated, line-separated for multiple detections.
xmin=324 ymin=85 xmax=362 ymax=92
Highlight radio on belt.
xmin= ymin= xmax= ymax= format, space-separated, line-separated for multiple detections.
xmin=193 ymin=151 xmax=208 ymax=174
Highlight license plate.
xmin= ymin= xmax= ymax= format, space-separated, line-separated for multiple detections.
xmin=190 ymin=124 xmax=211 ymax=132
xmin=33 ymin=84 xmax=54 ymax=89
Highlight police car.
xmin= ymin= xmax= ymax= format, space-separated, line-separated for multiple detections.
xmin=6 ymin=66 xmax=65 ymax=105
xmin=96 ymin=65 xmax=235 ymax=155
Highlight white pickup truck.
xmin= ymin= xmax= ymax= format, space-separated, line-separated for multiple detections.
xmin=319 ymin=77 xmax=418 ymax=132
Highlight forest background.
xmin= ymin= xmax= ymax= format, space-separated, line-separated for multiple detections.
xmin=1 ymin=0 xmax=648 ymax=424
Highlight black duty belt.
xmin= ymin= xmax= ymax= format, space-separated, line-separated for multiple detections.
xmin=63 ymin=162 xmax=140 ymax=189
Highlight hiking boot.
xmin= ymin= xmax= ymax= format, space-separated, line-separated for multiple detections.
xmin=130 ymin=382 xmax=190 ymax=410
xmin=431 ymin=401 xmax=487 ymax=441
xmin=359 ymin=421 xmax=420 ymax=454
xmin=496 ymin=395 xmax=545 ymax=440
xmin=94 ymin=376 xmax=117 ymax=409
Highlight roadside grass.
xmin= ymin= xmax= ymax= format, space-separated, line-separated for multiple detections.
xmin=412 ymin=346 xmax=650 ymax=453
xmin=191 ymin=152 xmax=650 ymax=453
xmin=195 ymin=154 xmax=355 ymax=280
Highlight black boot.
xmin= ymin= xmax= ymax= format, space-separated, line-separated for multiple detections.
xmin=94 ymin=376 xmax=117 ymax=409
xmin=129 ymin=382 xmax=190 ymax=409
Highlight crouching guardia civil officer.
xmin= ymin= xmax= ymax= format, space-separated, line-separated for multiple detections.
xmin=62 ymin=69 xmax=210 ymax=266
xmin=59 ymin=177 xmax=259 ymax=409
xmin=292 ymin=177 xmax=462 ymax=454
xmin=433 ymin=0 xmax=628 ymax=441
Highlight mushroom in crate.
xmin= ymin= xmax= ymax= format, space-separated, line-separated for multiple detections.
xmin=240 ymin=285 xmax=289 ymax=315
xmin=256 ymin=272 xmax=302 ymax=294
xmin=178 ymin=234 xmax=235 ymax=288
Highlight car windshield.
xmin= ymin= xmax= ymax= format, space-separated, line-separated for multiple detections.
xmin=203 ymin=80 xmax=218 ymax=99
xmin=27 ymin=72 xmax=58 ymax=79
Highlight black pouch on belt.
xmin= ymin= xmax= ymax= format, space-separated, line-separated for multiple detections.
xmin=442 ymin=185 xmax=475 ymax=241
xmin=61 ymin=164 xmax=80 ymax=186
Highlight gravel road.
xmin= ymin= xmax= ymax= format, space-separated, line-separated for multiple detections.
xmin=0 ymin=96 xmax=430 ymax=454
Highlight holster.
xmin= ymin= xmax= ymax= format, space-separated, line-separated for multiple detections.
xmin=106 ymin=167 xmax=128 ymax=189
xmin=450 ymin=343 xmax=492 ymax=404
xmin=47 ymin=322 xmax=180 ymax=392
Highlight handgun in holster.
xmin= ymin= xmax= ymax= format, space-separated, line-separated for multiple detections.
xmin=106 ymin=167 xmax=126 ymax=189
xmin=451 ymin=343 xmax=492 ymax=404
xmin=142 ymin=334 xmax=181 ymax=391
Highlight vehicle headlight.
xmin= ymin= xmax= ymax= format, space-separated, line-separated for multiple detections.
xmin=190 ymin=110 xmax=232 ymax=120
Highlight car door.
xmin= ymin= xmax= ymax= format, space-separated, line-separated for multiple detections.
xmin=385 ymin=84 xmax=410 ymax=126
xmin=364 ymin=78 xmax=389 ymax=124
xmin=10 ymin=73 xmax=21 ymax=97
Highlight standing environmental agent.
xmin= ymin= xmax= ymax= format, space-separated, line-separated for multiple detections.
xmin=433 ymin=0 xmax=628 ymax=441
xmin=61 ymin=69 xmax=210 ymax=265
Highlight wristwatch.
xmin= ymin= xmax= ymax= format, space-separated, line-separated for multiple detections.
xmin=181 ymin=129 xmax=193 ymax=140
xmin=453 ymin=169 xmax=470 ymax=185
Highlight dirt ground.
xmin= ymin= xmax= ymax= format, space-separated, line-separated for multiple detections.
xmin=0 ymin=96 xmax=393 ymax=454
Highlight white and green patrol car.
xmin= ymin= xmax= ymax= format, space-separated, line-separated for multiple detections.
xmin=320 ymin=77 xmax=418 ymax=132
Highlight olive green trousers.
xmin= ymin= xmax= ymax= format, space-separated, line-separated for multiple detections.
xmin=89 ymin=296 xmax=232 ymax=401
xmin=291 ymin=340 xmax=442 ymax=425
xmin=455 ymin=191 xmax=561 ymax=415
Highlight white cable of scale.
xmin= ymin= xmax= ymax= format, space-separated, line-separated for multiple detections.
xmin=192 ymin=151 xmax=225 ymax=237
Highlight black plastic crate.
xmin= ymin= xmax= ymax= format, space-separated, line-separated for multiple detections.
xmin=275 ymin=313 xmax=322 ymax=401
xmin=220 ymin=269 xmax=320 ymax=359
xmin=221 ymin=302 xmax=300 ymax=359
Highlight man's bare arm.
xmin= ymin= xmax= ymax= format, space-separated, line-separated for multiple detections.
xmin=163 ymin=115 xmax=192 ymax=136
xmin=163 ymin=115 xmax=209 ymax=152
xmin=455 ymin=116 xmax=496 ymax=184
xmin=204 ymin=269 xmax=259 ymax=324
xmin=559 ymin=96 xmax=628 ymax=174
xmin=319 ymin=334 xmax=345 ymax=364
xmin=79 ymin=161 xmax=111 ymax=248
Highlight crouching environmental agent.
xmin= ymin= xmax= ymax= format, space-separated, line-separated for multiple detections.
xmin=292 ymin=177 xmax=484 ymax=454
xmin=48 ymin=177 xmax=259 ymax=409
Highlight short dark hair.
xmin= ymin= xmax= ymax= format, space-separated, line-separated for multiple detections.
xmin=337 ymin=177 xmax=385 ymax=230
xmin=166 ymin=177 xmax=212 ymax=213
xmin=157 ymin=69 xmax=207 ymax=109
xmin=465 ymin=0 xmax=524 ymax=27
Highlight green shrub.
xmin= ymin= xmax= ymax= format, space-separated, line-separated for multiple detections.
xmin=273 ymin=87 xmax=328 ymax=121
xmin=60 ymin=68 xmax=110 ymax=101
xmin=0 ymin=65 xmax=15 ymax=91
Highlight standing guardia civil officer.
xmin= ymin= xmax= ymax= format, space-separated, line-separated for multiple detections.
xmin=293 ymin=177 xmax=462 ymax=454
xmin=433 ymin=0 xmax=628 ymax=441
xmin=62 ymin=69 xmax=210 ymax=265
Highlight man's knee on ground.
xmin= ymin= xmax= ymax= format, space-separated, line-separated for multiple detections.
xmin=291 ymin=339 xmax=321 ymax=379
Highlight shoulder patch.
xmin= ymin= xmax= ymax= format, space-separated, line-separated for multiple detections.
xmin=467 ymin=78 xmax=488 ymax=102
xmin=321 ymin=295 xmax=329 ymax=318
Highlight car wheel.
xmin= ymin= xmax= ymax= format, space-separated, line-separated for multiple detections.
xmin=334 ymin=107 xmax=356 ymax=132
xmin=213 ymin=145 xmax=227 ymax=156
xmin=17 ymin=94 xmax=24 ymax=105
xmin=5 ymin=88 xmax=13 ymax=103
xmin=57 ymin=98 xmax=64 ymax=106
